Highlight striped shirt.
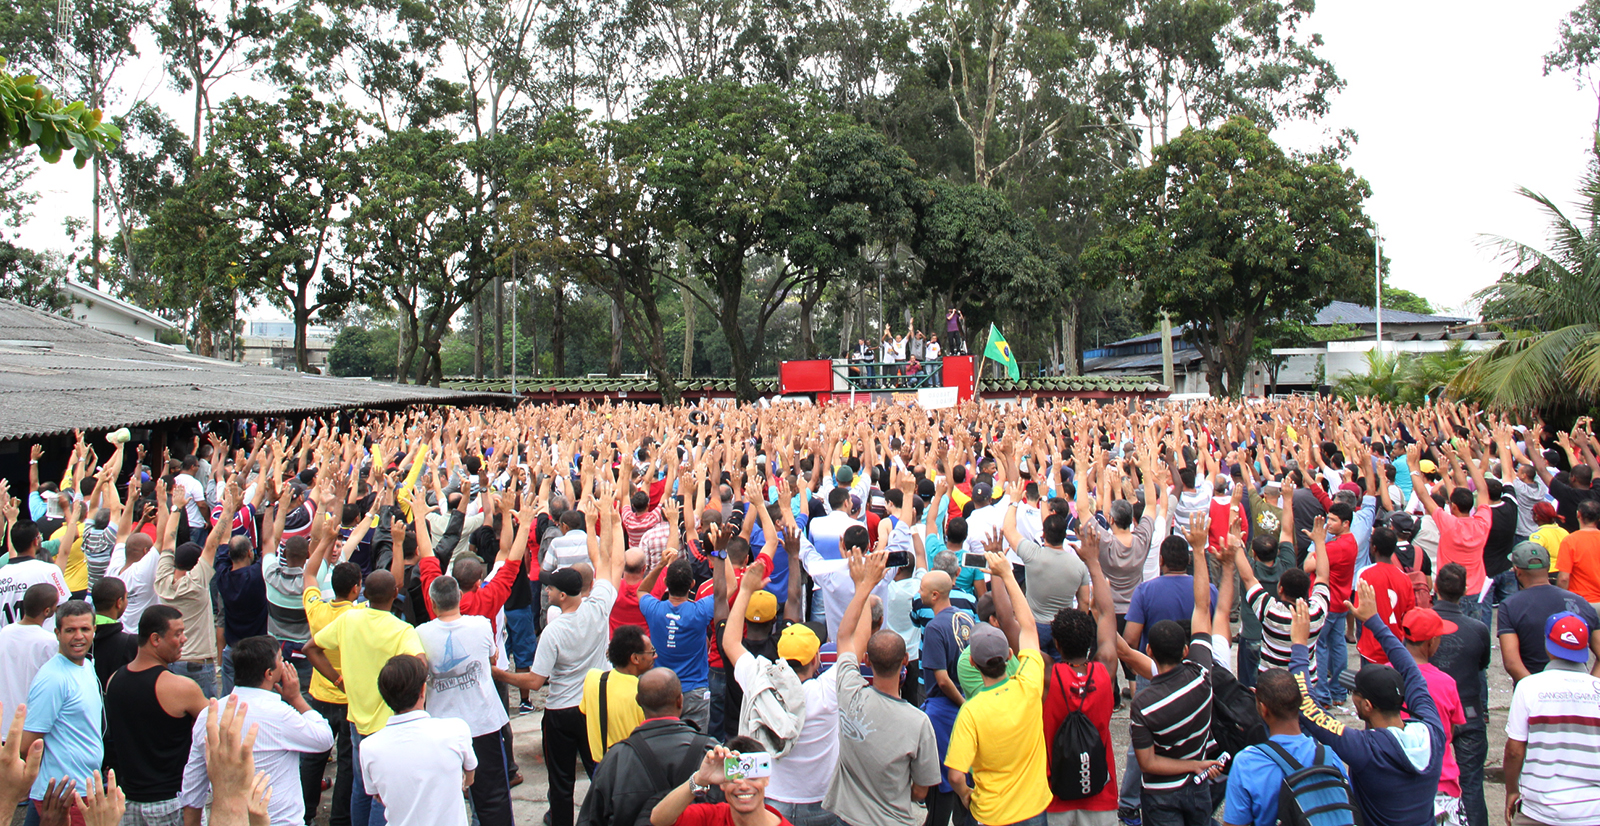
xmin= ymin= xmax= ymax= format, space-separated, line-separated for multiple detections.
xmin=1247 ymin=574 xmax=1329 ymax=688
xmin=1129 ymin=635 xmax=1215 ymax=792
xmin=1505 ymin=664 xmax=1600 ymax=826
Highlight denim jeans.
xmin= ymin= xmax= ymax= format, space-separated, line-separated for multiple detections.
xmin=350 ymin=725 xmax=387 ymax=826
xmin=1236 ymin=639 xmax=1261 ymax=689
xmin=770 ymin=800 xmax=842 ymax=826
xmin=1459 ymin=596 xmax=1493 ymax=631
xmin=169 ymin=660 xmax=218 ymax=699
xmin=1117 ymin=676 xmax=1150 ymax=814
xmin=708 ymin=664 xmax=728 ymax=738
xmin=220 ymin=644 xmax=236 ymax=696
xmin=1491 ymin=570 xmax=1521 ymax=620
xmin=976 ymin=812 xmax=1047 ymax=826
xmin=1454 ymin=714 xmax=1488 ymax=826
xmin=1314 ymin=611 xmax=1348 ymax=706
xmin=1139 ymin=782 xmax=1213 ymax=826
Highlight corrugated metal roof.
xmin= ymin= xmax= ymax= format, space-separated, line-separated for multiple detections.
xmin=0 ymin=301 xmax=502 ymax=441
xmin=977 ymin=375 xmax=1167 ymax=394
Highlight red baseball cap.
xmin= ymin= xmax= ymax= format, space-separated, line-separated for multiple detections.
xmin=1401 ymin=608 xmax=1458 ymax=643
xmin=1546 ymin=612 xmax=1591 ymax=663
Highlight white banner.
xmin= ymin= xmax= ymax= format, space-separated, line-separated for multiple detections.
xmin=917 ymin=386 xmax=960 ymax=409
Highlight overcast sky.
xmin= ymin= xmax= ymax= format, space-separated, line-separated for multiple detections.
xmin=16 ymin=0 xmax=1599 ymax=319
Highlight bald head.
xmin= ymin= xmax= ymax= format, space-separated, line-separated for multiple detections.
xmin=365 ymin=570 xmax=398 ymax=606
xmin=572 ymin=562 xmax=595 ymax=594
xmin=636 ymin=667 xmax=683 ymax=717
xmin=920 ymin=571 xmax=952 ymax=606
xmin=866 ymin=629 xmax=908 ymax=677
xmin=623 ymin=549 xmax=646 ymax=576
xmin=124 ymin=532 xmax=153 ymax=561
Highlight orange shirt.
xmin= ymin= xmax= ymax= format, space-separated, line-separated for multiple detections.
xmin=1556 ymin=529 xmax=1600 ymax=602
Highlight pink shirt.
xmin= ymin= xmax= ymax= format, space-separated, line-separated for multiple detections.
xmin=1414 ymin=663 xmax=1466 ymax=797
xmin=1432 ymin=507 xmax=1491 ymax=595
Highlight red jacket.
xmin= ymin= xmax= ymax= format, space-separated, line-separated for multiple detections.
xmin=418 ymin=553 xmax=522 ymax=628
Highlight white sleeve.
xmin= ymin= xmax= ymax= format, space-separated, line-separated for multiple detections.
xmin=177 ymin=715 xmax=211 ymax=810
xmin=1505 ymin=680 xmax=1531 ymax=740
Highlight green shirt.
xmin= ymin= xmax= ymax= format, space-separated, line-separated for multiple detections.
xmin=956 ymin=648 xmax=1019 ymax=697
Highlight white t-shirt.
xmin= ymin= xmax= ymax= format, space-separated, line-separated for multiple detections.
xmin=532 ymin=580 xmax=617 ymax=709
xmin=359 ymin=710 xmax=477 ymax=826
xmin=0 ymin=558 xmax=70 ymax=632
xmin=0 ymin=623 xmax=57 ymax=716
xmin=417 ymin=615 xmax=509 ymax=737
xmin=115 ymin=550 xmax=160 ymax=636
xmin=733 ymin=655 xmax=840 ymax=804
xmin=175 ymin=473 xmax=208 ymax=529
xmin=962 ymin=500 xmax=1013 ymax=562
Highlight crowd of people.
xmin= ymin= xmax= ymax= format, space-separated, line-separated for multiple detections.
xmin=1 ymin=395 xmax=1599 ymax=826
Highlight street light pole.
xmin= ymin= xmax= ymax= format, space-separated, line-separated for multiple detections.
xmin=1373 ymin=222 xmax=1383 ymax=353
xmin=511 ymin=250 xmax=517 ymax=398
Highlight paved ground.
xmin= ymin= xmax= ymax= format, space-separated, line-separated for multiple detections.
xmin=10 ymin=644 xmax=1513 ymax=826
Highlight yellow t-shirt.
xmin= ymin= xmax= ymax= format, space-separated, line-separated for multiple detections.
xmin=1532 ymin=524 xmax=1570 ymax=572
xmin=312 ymin=605 xmax=424 ymax=734
xmin=303 ymin=584 xmax=355 ymax=704
xmin=50 ymin=525 xmax=86 ymax=592
xmin=944 ymin=648 xmax=1051 ymax=826
xmin=580 ymin=668 xmax=644 ymax=762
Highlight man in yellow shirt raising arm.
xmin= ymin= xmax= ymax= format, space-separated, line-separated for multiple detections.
xmin=944 ymin=541 xmax=1052 ymax=826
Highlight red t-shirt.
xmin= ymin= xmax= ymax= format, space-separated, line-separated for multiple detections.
xmin=1355 ymin=562 xmax=1416 ymax=665
xmin=611 ymin=579 xmax=648 ymax=635
xmin=669 ymin=804 xmax=793 ymax=826
xmin=1321 ymin=533 xmax=1358 ymax=612
xmin=1206 ymin=498 xmax=1245 ymax=551
xmin=1041 ymin=661 xmax=1117 ymax=812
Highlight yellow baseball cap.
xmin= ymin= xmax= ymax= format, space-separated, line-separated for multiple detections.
xmin=745 ymin=591 xmax=779 ymax=623
xmin=1418 ymin=459 xmax=1438 ymax=474
xmin=777 ymin=624 xmax=821 ymax=665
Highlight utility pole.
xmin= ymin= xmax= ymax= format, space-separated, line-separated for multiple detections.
xmin=510 ymin=250 xmax=517 ymax=397
xmin=1373 ymin=223 xmax=1383 ymax=353
xmin=1160 ymin=312 xmax=1174 ymax=389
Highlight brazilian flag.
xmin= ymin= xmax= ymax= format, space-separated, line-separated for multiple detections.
xmin=984 ymin=323 xmax=1020 ymax=381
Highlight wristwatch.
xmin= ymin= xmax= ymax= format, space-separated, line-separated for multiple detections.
xmin=690 ymin=777 xmax=712 ymax=796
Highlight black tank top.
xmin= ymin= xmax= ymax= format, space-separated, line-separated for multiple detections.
xmin=104 ymin=663 xmax=197 ymax=801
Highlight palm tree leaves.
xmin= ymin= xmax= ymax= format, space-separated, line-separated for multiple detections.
xmin=1337 ymin=343 xmax=1472 ymax=406
xmin=1453 ymin=158 xmax=1600 ymax=413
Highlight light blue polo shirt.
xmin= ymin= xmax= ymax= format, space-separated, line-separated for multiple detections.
xmin=24 ymin=653 xmax=103 ymax=801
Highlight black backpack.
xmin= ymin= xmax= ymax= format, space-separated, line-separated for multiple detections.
xmin=1209 ymin=663 xmax=1268 ymax=759
xmin=1047 ymin=664 xmax=1110 ymax=801
xmin=1261 ymin=741 xmax=1360 ymax=826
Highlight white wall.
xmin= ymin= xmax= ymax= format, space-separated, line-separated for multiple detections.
xmin=69 ymin=302 xmax=163 ymax=341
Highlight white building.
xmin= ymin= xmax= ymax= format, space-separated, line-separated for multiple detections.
xmin=61 ymin=280 xmax=178 ymax=342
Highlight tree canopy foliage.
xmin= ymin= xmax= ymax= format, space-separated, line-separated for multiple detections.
xmin=2 ymin=0 xmax=1377 ymax=394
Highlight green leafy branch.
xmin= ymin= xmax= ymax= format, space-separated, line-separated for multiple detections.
xmin=0 ymin=57 xmax=123 ymax=167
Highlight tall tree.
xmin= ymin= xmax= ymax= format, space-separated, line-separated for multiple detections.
xmin=209 ymin=88 xmax=361 ymax=370
xmin=152 ymin=0 xmax=275 ymax=156
xmin=1085 ymin=117 xmax=1374 ymax=397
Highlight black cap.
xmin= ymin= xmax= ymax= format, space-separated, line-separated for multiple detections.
xmin=545 ymin=568 xmax=583 ymax=596
xmin=1353 ymin=663 xmax=1405 ymax=712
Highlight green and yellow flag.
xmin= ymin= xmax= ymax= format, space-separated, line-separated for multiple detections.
xmin=983 ymin=323 xmax=1020 ymax=381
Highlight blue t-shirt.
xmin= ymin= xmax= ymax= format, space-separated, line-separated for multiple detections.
xmin=1224 ymin=734 xmax=1349 ymax=826
xmin=25 ymin=654 xmax=104 ymax=801
xmin=753 ymin=510 xmax=792 ymax=598
xmin=919 ymin=605 xmax=977 ymax=701
xmin=1125 ymin=575 xmax=1218 ymax=650
xmin=637 ymin=593 xmax=716 ymax=690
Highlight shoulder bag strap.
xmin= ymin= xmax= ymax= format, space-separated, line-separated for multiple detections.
xmin=599 ymin=671 xmax=610 ymax=755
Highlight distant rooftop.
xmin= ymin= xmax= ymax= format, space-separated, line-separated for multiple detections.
xmin=1104 ymin=301 xmax=1470 ymax=349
